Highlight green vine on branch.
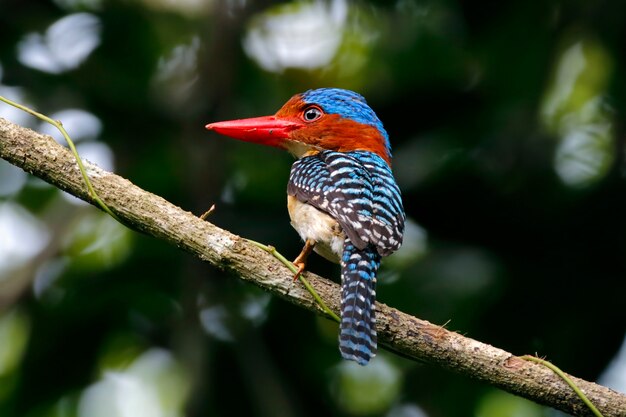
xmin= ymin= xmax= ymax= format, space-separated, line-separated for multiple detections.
xmin=0 ymin=95 xmax=120 ymax=222
xmin=245 ymin=238 xmax=341 ymax=324
xmin=520 ymin=355 xmax=604 ymax=417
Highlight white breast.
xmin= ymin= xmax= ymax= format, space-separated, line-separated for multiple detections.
xmin=287 ymin=195 xmax=345 ymax=263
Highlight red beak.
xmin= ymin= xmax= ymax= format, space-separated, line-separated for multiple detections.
xmin=205 ymin=116 xmax=303 ymax=148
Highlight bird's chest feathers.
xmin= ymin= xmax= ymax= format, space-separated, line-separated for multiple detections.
xmin=287 ymin=195 xmax=344 ymax=263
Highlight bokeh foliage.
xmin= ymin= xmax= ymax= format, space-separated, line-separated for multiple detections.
xmin=0 ymin=0 xmax=625 ymax=416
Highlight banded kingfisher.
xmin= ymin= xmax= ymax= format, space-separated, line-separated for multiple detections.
xmin=206 ymin=88 xmax=405 ymax=365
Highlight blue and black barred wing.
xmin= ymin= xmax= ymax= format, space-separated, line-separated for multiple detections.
xmin=354 ymin=151 xmax=405 ymax=255
xmin=288 ymin=151 xmax=375 ymax=249
xmin=287 ymin=150 xmax=404 ymax=256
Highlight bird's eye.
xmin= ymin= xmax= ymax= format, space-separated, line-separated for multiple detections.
xmin=303 ymin=106 xmax=323 ymax=122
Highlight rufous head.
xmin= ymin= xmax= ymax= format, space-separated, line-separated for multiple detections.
xmin=206 ymin=88 xmax=392 ymax=165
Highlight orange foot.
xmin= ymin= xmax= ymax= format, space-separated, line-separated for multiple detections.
xmin=292 ymin=239 xmax=315 ymax=281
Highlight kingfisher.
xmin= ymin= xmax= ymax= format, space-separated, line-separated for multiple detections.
xmin=206 ymin=88 xmax=405 ymax=365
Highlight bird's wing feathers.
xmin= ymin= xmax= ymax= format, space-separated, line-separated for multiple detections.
xmin=356 ymin=152 xmax=405 ymax=255
xmin=288 ymin=151 xmax=405 ymax=255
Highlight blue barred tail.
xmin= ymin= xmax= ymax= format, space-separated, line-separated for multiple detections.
xmin=339 ymin=239 xmax=381 ymax=365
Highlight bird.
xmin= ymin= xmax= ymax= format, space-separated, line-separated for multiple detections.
xmin=205 ymin=88 xmax=405 ymax=365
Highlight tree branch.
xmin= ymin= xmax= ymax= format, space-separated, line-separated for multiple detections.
xmin=0 ymin=117 xmax=624 ymax=417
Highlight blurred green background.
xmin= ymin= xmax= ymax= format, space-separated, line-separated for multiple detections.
xmin=0 ymin=0 xmax=625 ymax=416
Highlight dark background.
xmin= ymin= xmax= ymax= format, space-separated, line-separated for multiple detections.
xmin=0 ymin=0 xmax=624 ymax=416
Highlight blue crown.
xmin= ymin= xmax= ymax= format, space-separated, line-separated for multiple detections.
xmin=301 ymin=88 xmax=391 ymax=154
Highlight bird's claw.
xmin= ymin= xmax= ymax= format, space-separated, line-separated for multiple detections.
xmin=292 ymin=262 xmax=306 ymax=282
xmin=291 ymin=239 xmax=314 ymax=282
